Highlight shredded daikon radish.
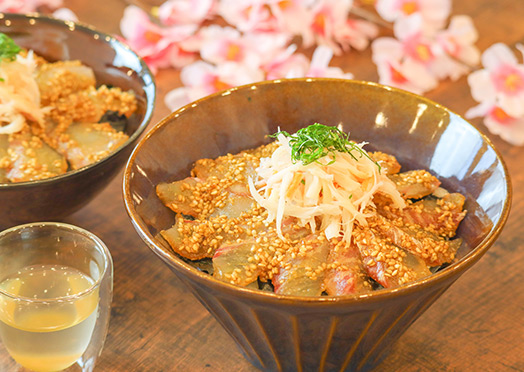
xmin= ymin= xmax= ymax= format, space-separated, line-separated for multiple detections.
xmin=248 ymin=129 xmax=405 ymax=242
xmin=0 ymin=51 xmax=44 ymax=134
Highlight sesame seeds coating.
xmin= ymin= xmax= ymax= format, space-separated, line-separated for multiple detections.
xmin=158 ymin=142 xmax=466 ymax=296
xmin=0 ymin=52 xmax=136 ymax=183
xmin=389 ymin=170 xmax=441 ymax=199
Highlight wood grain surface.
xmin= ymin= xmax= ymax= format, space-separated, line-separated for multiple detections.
xmin=1 ymin=0 xmax=523 ymax=371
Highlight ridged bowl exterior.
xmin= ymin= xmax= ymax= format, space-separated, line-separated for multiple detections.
xmin=0 ymin=13 xmax=155 ymax=228
xmin=124 ymin=79 xmax=511 ymax=371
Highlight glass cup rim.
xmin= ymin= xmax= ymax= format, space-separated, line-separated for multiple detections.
xmin=0 ymin=222 xmax=111 ymax=303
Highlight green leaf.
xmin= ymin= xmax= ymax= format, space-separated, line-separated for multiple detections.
xmin=0 ymin=33 xmax=21 ymax=62
xmin=271 ymin=123 xmax=381 ymax=171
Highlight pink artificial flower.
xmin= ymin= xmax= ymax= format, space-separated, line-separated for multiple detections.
xmin=164 ymin=60 xmax=264 ymax=111
xmin=467 ymin=43 xmax=524 ymax=118
xmin=192 ymin=25 xmax=291 ymax=70
xmin=375 ymin=0 xmax=451 ymax=34
xmin=0 ymin=0 xmax=62 ymax=12
xmin=265 ymin=45 xmax=353 ymax=80
xmin=334 ymin=18 xmax=379 ymax=52
xmin=373 ymin=52 xmax=438 ymax=94
xmin=304 ymin=0 xmax=354 ymax=54
xmin=465 ymin=101 xmax=524 ymax=145
xmin=263 ymin=44 xmax=310 ymax=80
xmin=120 ymin=5 xmax=198 ymax=73
xmin=52 ymin=8 xmax=78 ymax=22
xmin=432 ymin=15 xmax=480 ymax=81
xmin=157 ymin=0 xmax=215 ymax=26
xmin=394 ymin=15 xmax=437 ymax=64
xmin=217 ymin=0 xmax=275 ymax=33
xmin=269 ymin=0 xmax=376 ymax=54
xmin=268 ymin=0 xmax=315 ymax=37
xmin=371 ymin=16 xmax=438 ymax=93
xmin=304 ymin=45 xmax=354 ymax=78
xmin=436 ymin=16 xmax=479 ymax=67
xmin=190 ymin=25 xmax=244 ymax=62
xmin=372 ymin=14 xmax=476 ymax=94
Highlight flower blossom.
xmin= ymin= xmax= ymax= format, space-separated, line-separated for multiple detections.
xmin=372 ymin=14 xmax=479 ymax=94
xmin=466 ymin=43 xmax=524 ymax=145
xmin=157 ymin=0 xmax=215 ymax=26
xmin=375 ymin=0 xmax=451 ymax=34
xmin=265 ymin=44 xmax=353 ymax=80
xmin=302 ymin=45 xmax=354 ymax=79
xmin=467 ymin=43 xmax=524 ymax=118
xmin=185 ymin=25 xmax=291 ymax=70
xmin=52 ymin=8 xmax=78 ymax=22
xmin=216 ymin=0 xmax=275 ymax=33
xmin=164 ymin=61 xmax=264 ymax=111
xmin=371 ymin=15 xmax=439 ymax=93
xmin=302 ymin=0 xmax=355 ymax=54
xmin=334 ymin=18 xmax=379 ymax=52
xmin=466 ymin=101 xmax=524 ymax=145
xmin=263 ymin=44 xmax=310 ymax=80
xmin=268 ymin=0 xmax=316 ymax=37
xmin=433 ymin=15 xmax=480 ymax=80
xmin=120 ymin=5 xmax=198 ymax=72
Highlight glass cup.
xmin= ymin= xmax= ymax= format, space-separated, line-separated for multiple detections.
xmin=0 ymin=222 xmax=113 ymax=372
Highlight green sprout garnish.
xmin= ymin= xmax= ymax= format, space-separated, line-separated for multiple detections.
xmin=271 ymin=123 xmax=381 ymax=171
xmin=0 ymin=33 xmax=21 ymax=62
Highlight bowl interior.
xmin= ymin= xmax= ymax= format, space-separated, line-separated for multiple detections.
xmin=0 ymin=13 xmax=156 ymax=184
xmin=125 ymin=78 xmax=510 ymax=299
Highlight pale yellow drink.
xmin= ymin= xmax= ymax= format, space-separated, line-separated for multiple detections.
xmin=0 ymin=265 xmax=99 ymax=372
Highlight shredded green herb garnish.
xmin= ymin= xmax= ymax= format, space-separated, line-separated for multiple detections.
xmin=271 ymin=123 xmax=380 ymax=171
xmin=0 ymin=33 xmax=21 ymax=62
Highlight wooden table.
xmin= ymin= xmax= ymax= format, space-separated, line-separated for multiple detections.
xmin=2 ymin=0 xmax=524 ymax=371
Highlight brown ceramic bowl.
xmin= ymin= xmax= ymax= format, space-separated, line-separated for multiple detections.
xmin=0 ymin=13 xmax=155 ymax=228
xmin=123 ymin=79 xmax=510 ymax=371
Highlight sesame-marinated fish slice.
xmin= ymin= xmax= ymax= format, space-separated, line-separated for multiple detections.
xmin=212 ymin=217 xmax=310 ymax=286
xmin=192 ymin=152 xmax=261 ymax=196
xmin=353 ymin=228 xmax=431 ymax=289
xmin=39 ymin=85 xmax=137 ymax=146
xmin=160 ymin=215 xmax=242 ymax=260
xmin=213 ymin=239 xmax=263 ymax=286
xmin=162 ymin=206 xmax=271 ymax=261
xmin=161 ymin=218 xmax=214 ymax=260
xmin=44 ymin=86 xmax=137 ymax=128
xmin=192 ymin=152 xmax=258 ymax=181
xmin=157 ymin=177 xmax=205 ymax=217
xmin=378 ymin=193 xmax=467 ymax=238
xmin=7 ymin=131 xmax=67 ymax=182
xmin=157 ymin=177 xmax=255 ymax=219
xmin=369 ymin=213 xmax=459 ymax=267
xmin=55 ymin=122 xmax=128 ymax=170
xmin=324 ymin=239 xmax=371 ymax=296
xmin=36 ymin=60 xmax=96 ymax=105
xmin=208 ymin=194 xmax=255 ymax=219
xmin=273 ymin=234 xmax=331 ymax=296
xmin=369 ymin=151 xmax=401 ymax=175
xmin=389 ymin=170 xmax=441 ymax=199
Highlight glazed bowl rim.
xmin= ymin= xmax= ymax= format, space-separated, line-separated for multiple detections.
xmin=123 ymin=77 xmax=511 ymax=306
xmin=0 ymin=12 xmax=156 ymax=189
